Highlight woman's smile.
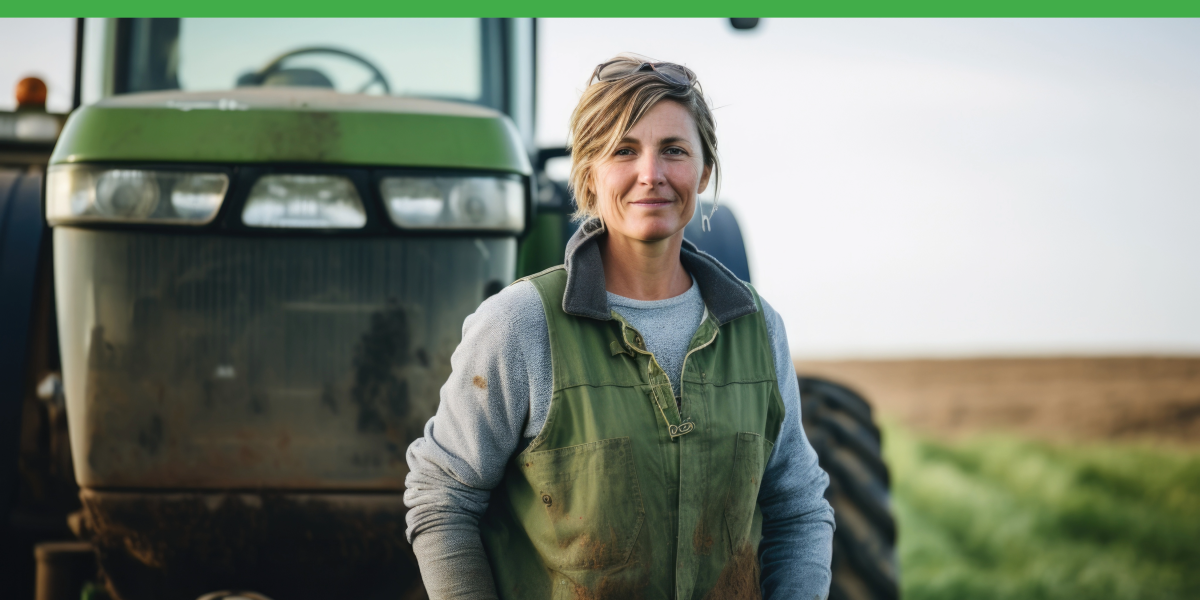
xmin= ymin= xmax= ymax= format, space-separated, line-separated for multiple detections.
xmin=630 ymin=197 xmax=673 ymax=207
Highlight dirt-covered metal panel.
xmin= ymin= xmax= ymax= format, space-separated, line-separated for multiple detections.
xmin=55 ymin=228 xmax=515 ymax=489
xmin=82 ymin=490 xmax=423 ymax=600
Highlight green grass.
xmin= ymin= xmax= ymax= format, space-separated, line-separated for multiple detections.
xmin=883 ymin=425 xmax=1200 ymax=600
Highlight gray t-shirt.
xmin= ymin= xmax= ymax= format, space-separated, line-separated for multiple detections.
xmin=404 ymin=279 xmax=834 ymax=600
xmin=607 ymin=278 xmax=705 ymax=401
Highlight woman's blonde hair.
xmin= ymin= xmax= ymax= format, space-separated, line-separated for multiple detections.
xmin=567 ymin=54 xmax=720 ymax=225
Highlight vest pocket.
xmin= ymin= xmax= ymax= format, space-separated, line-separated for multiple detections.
xmin=724 ymin=432 xmax=772 ymax=552
xmin=520 ymin=437 xmax=646 ymax=571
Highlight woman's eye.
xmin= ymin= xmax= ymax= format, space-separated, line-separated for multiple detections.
xmin=614 ymin=148 xmax=634 ymax=156
xmin=665 ymin=147 xmax=686 ymax=155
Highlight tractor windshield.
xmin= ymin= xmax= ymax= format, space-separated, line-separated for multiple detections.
xmin=115 ymin=18 xmax=502 ymax=108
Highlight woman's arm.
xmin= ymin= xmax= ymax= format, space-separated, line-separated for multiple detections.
xmin=404 ymin=281 xmax=552 ymax=600
xmin=756 ymin=298 xmax=836 ymax=600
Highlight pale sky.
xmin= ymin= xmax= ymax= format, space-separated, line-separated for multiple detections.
xmin=2 ymin=18 xmax=1197 ymax=358
xmin=539 ymin=19 xmax=1200 ymax=358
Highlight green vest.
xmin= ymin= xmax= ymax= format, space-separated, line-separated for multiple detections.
xmin=480 ymin=266 xmax=785 ymax=600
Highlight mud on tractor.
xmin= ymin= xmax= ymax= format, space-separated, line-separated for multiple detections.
xmin=0 ymin=18 xmax=897 ymax=600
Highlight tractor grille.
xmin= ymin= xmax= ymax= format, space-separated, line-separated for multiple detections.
xmin=54 ymin=228 xmax=515 ymax=490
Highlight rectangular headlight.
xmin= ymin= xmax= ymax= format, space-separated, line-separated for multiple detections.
xmin=381 ymin=176 xmax=524 ymax=232
xmin=46 ymin=164 xmax=229 ymax=225
xmin=242 ymin=174 xmax=367 ymax=229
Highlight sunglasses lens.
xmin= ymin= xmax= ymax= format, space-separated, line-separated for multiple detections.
xmin=658 ymin=65 xmax=693 ymax=85
xmin=597 ymin=61 xmax=637 ymax=81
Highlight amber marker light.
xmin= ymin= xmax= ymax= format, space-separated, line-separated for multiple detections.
xmin=15 ymin=77 xmax=48 ymax=109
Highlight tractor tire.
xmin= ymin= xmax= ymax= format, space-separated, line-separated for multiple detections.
xmin=799 ymin=376 xmax=899 ymax=600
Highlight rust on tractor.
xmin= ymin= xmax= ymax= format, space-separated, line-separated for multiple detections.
xmin=81 ymin=490 xmax=422 ymax=600
xmin=703 ymin=543 xmax=762 ymax=600
xmin=473 ymin=375 xmax=488 ymax=390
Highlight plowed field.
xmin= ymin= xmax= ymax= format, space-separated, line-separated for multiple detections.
xmin=795 ymin=357 xmax=1200 ymax=444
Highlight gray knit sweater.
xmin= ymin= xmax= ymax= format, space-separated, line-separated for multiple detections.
xmin=405 ymin=232 xmax=833 ymax=600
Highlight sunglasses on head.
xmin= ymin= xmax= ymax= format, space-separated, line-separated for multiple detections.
xmin=591 ymin=59 xmax=696 ymax=87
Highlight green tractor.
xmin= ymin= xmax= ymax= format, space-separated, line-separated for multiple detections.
xmin=0 ymin=18 xmax=896 ymax=600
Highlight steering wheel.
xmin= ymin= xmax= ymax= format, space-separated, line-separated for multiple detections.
xmin=246 ymin=47 xmax=392 ymax=95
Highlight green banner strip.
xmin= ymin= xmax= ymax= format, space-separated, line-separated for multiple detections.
xmin=4 ymin=0 xmax=1200 ymax=17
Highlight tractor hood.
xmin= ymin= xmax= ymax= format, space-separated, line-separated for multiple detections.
xmin=50 ymin=88 xmax=531 ymax=175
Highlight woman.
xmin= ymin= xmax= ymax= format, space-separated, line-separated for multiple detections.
xmin=405 ymin=55 xmax=834 ymax=600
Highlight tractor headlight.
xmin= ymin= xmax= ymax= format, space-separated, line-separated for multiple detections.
xmin=381 ymin=175 xmax=524 ymax=232
xmin=242 ymin=174 xmax=367 ymax=229
xmin=46 ymin=165 xmax=229 ymax=225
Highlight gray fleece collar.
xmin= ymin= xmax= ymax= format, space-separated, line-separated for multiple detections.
xmin=562 ymin=218 xmax=758 ymax=325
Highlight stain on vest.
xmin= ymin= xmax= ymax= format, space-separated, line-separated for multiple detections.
xmin=559 ymin=558 xmax=653 ymax=600
xmin=704 ymin=543 xmax=762 ymax=600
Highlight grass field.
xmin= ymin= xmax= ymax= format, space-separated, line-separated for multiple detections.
xmin=884 ymin=425 xmax=1200 ymax=600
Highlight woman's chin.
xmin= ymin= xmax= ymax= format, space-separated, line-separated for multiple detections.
xmin=622 ymin=220 xmax=685 ymax=242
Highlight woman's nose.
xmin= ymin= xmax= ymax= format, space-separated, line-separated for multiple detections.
xmin=636 ymin=155 xmax=666 ymax=186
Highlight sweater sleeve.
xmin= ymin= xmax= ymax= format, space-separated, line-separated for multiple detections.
xmin=403 ymin=281 xmax=551 ymax=600
xmin=757 ymin=297 xmax=836 ymax=600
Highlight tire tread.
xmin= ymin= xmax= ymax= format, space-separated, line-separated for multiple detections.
xmin=799 ymin=376 xmax=899 ymax=600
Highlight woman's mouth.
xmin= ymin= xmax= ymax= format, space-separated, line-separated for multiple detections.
xmin=630 ymin=198 xmax=673 ymax=207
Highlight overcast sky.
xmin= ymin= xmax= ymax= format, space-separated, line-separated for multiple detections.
xmin=539 ymin=19 xmax=1200 ymax=358
xmin=2 ymin=18 xmax=1197 ymax=358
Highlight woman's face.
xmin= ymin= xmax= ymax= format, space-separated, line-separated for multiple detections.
xmin=592 ymin=100 xmax=711 ymax=244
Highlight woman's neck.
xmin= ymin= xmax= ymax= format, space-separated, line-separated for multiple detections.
xmin=599 ymin=230 xmax=692 ymax=301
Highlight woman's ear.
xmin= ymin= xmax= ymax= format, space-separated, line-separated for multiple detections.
xmin=697 ymin=163 xmax=713 ymax=194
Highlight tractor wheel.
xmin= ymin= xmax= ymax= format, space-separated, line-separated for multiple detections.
xmin=799 ymin=376 xmax=899 ymax=600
